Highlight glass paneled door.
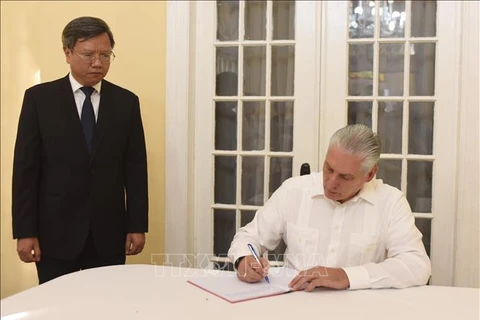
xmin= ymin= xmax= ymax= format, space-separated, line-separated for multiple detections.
xmin=193 ymin=1 xmax=319 ymax=269
xmin=321 ymin=1 xmax=458 ymax=285
xmin=347 ymin=0 xmax=437 ymax=256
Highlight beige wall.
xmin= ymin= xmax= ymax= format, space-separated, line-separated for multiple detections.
xmin=1 ymin=1 xmax=166 ymax=298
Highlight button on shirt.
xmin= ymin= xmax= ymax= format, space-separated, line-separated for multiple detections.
xmin=228 ymin=172 xmax=431 ymax=290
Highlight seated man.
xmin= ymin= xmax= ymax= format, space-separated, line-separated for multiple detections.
xmin=228 ymin=124 xmax=431 ymax=291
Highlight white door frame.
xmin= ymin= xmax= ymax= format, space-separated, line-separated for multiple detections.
xmin=453 ymin=1 xmax=479 ymax=288
xmin=165 ymin=1 xmax=194 ymax=262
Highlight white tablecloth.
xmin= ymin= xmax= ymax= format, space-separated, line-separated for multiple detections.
xmin=1 ymin=264 xmax=479 ymax=320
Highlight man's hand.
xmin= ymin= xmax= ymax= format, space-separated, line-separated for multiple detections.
xmin=289 ymin=266 xmax=350 ymax=291
xmin=125 ymin=233 xmax=146 ymax=255
xmin=236 ymin=255 xmax=270 ymax=283
xmin=17 ymin=237 xmax=41 ymax=263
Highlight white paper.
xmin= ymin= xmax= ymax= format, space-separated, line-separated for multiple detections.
xmin=187 ymin=267 xmax=298 ymax=303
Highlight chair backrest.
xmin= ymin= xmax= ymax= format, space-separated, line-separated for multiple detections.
xmin=300 ymin=163 xmax=311 ymax=176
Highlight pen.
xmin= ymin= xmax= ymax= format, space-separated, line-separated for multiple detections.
xmin=247 ymin=244 xmax=270 ymax=283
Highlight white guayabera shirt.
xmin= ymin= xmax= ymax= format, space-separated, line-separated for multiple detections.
xmin=228 ymin=172 xmax=431 ymax=290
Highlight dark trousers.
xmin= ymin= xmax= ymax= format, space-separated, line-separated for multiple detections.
xmin=35 ymin=231 xmax=126 ymax=284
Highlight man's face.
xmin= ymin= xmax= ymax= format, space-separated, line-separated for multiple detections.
xmin=64 ymin=32 xmax=112 ymax=86
xmin=322 ymin=146 xmax=377 ymax=203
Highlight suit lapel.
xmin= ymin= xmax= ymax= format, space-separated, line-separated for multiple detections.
xmin=89 ymin=80 xmax=113 ymax=165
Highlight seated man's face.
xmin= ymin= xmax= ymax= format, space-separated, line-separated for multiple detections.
xmin=322 ymin=146 xmax=376 ymax=203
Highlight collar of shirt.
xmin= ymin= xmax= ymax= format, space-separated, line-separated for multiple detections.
xmin=310 ymin=171 xmax=378 ymax=205
xmin=68 ymin=73 xmax=102 ymax=94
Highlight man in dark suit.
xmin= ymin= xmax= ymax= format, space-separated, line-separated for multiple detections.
xmin=12 ymin=16 xmax=149 ymax=284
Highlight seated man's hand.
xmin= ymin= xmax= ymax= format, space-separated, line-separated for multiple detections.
xmin=289 ymin=266 xmax=350 ymax=291
xmin=236 ymin=255 xmax=270 ymax=283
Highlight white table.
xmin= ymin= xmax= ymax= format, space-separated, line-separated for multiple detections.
xmin=1 ymin=264 xmax=479 ymax=320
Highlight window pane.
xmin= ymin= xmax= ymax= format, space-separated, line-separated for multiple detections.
xmin=215 ymin=102 xmax=237 ymax=150
xmin=242 ymin=156 xmax=264 ymax=205
xmin=415 ymin=218 xmax=431 ymax=257
xmin=216 ymin=47 xmax=238 ymax=96
xmin=378 ymin=101 xmax=403 ymax=153
xmin=245 ymin=0 xmax=266 ymax=40
xmin=348 ymin=0 xmax=375 ymax=39
xmin=407 ymin=161 xmax=433 ymax=213
xmin=409 ymin=43 xmax=435 ymax=96
xmin=270 ymin=101 xmax=294 ymax=152
xmin=214 ymin=156 xmax=237 ymax=204
xmin=348 ymin=101 xmax=372 ymax=127
xmin=243 ymin=46 xmax=266 ymax=96
xmin=242 ymin=101 xmax=265 ymax=151
xmin=240 ymin=210 xmax=256 ymax=227
xmin=269 ymin=157 xmax=292 ymax=197
xmin=271 ymin=46 xmax=295 ymax=96
xmin=377 ymin=159 xmax=402 ymax=190
xmin=213 ymin=261 xmax=234 ymax=271
xmin=411 ymin=0 xmax=436 ymax=37
xmin=380 ymin=0 xmax=406 ymax=38
xmin=349 ymin=43 xmax=374 ymax=96
xmin=217 ymin=0 xmax=239 ymax=41
xmin=409 ymin=102 xmax=434 ymax=155
xmin=379 ymin=43 xmax=404 ymax=96
xmin=273 ymin=0 xmax=295 ymax=40
xmin=213 ymin=209 xmax=236 ymax=256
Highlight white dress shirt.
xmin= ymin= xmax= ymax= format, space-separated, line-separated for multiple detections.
xmin=228 ymin=172 xmax=431 ymax=290
xmin=69 ymin=73 xmax=101 ymax=121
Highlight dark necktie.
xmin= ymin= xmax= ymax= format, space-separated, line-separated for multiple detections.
xmin=80 ymin=86 xmax=95 ymax=153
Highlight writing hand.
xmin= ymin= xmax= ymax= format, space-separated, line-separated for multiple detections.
xmin=17 ymin=237 xmax=41 ymax=263
xmin=125 ymin=233 xmax=146 ymax=255
xmin=289 ymin=266 xmax=350 ymax=291
xmin=236 ymin=255 xmax=270 ymax=283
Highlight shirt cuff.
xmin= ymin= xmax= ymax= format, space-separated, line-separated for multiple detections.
xmin=342 ymin=266 xmax=371 ymax=290
xmin=233 ymin=257 xmax=246 ymax=270
xmin=229 ymin=246 xmax=252 ymax=266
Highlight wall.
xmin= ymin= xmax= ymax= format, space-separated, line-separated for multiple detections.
xmin=1 ymin=1 xmax=166 ymax=298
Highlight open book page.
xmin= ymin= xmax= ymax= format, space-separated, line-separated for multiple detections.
xmin=187 ymin=267 xmax=298 ymax=303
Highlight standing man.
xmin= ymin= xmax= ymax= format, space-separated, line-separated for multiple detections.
xmin=229 ymin=124 xmax=430 ymax=290
xmin=12 ymin=16 xmax=149 ymax=284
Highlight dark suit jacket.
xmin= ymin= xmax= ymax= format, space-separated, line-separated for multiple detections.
xmin=12 ymin=75 xmax=149 ymax=260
